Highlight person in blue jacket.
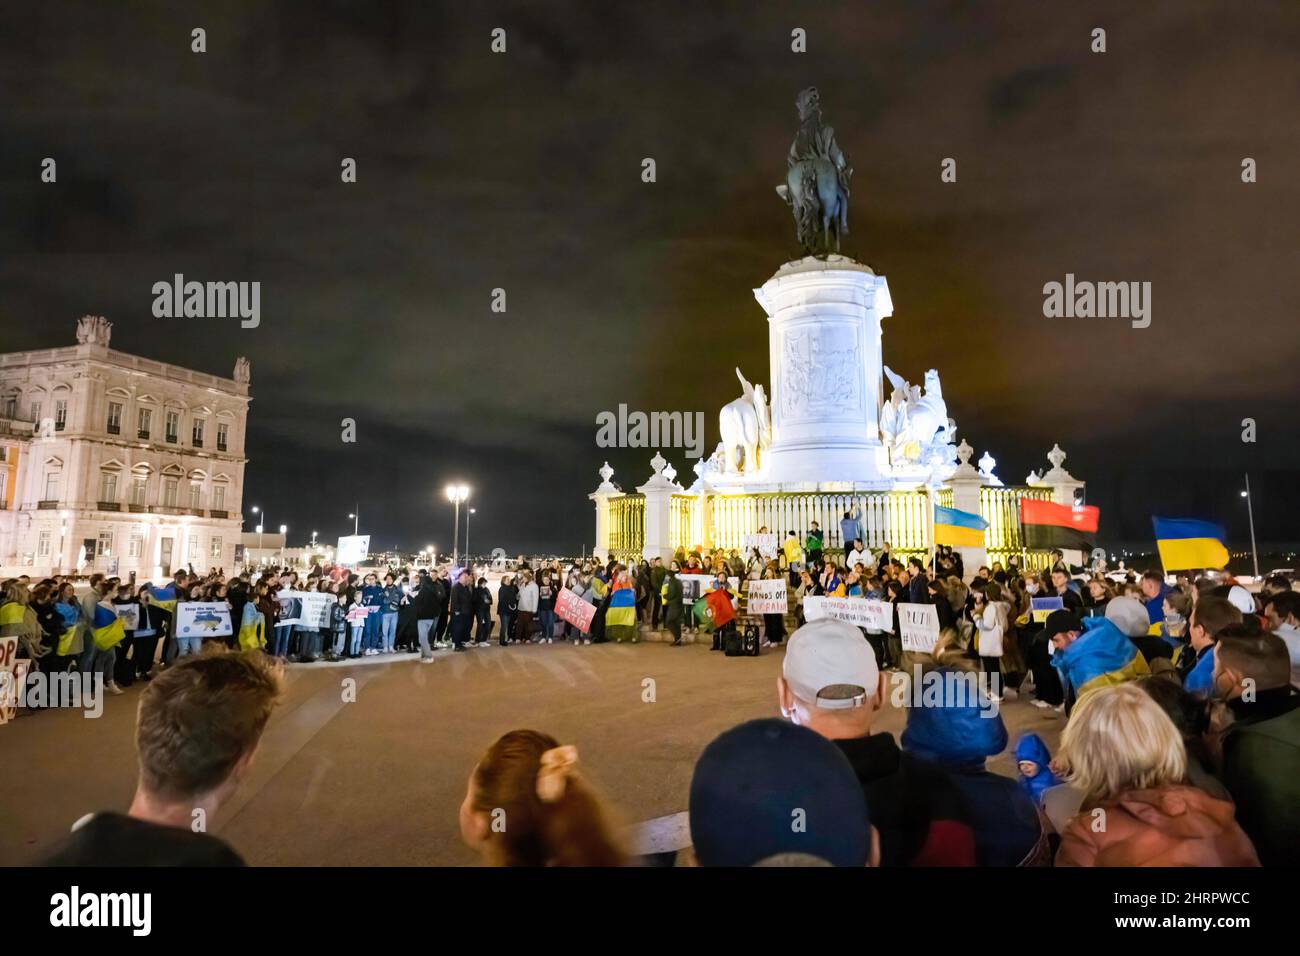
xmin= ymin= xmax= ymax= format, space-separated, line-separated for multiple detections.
xmin=901 ymin=669 xmax=1050 ymax=866
xmin=1014 ymin=733 xmax=1060 ymax=806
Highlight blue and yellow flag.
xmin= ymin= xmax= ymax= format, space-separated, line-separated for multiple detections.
xmin=148 ymin=583 xmax=179 ymax=613
xmin=54 ymin=602 xmax=80 ymax=655
xmin=933 ymin=505 xmax=989 ymax=549
xmin=1153 ymin=517 xmax=1229 ymax=571
xmin=1052 ymin=617 xmax=1149 ymax=699
xmin=91 ymin=603 xmax=127 ymax=650
xmin=605 ymin=586 xmax=637 ymax=630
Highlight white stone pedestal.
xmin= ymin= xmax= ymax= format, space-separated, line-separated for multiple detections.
xmin=753 ymin=256 xmax=894 ymax=486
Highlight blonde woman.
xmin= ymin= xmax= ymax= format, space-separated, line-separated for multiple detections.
xmin=1055 ymin=683 xmax=1258 ymax=867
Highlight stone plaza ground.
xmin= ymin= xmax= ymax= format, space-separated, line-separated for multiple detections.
xmin=1 ymin=639 xmax=1064 ymax=866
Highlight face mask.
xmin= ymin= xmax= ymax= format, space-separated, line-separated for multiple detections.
xmin=1026 ymin=583 xmax=1039 ymax=595
xmin=1166 ymin=611 xmax=1184 ymax=626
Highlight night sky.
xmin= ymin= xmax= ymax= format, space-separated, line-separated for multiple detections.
xmin=2 ymin=1 xmax=1298 ymax=556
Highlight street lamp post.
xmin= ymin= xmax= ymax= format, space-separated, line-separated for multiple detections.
xmin=1241 ymin=475 xmax=1260 ymax=580
xmin=446 ymin=484 xmax=470 ymax=567
xmin=348 ymin=510 xmax=358 ymax=535
xmin=467 ymin=508 xmax=476 ymax=562
xmin=279 ymin=524 xmax=288 ymax=569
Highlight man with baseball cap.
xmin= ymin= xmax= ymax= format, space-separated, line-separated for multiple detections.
xmin=775 ymin=619 xmax=976 ymax=866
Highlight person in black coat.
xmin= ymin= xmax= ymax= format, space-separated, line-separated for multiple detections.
xmin=449 ymin=571 xmax=474 ymax=652
xmin=496 ymin=575 xmax=519 ymax=646
xmin=473 ymin=577 xmax=494 ymax=646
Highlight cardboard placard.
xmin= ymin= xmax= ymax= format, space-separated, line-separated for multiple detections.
xmin=175 ymin=602 xmax=233 ymax=638
xmin=555 ymin=587 xmax=596 ymax=632
xmin=747 ymin=579 xmax=788 ymax=615
xmin=803 ymin=596 xmax=893 ymax=632
xmin=897 ymin=602 xmax=941 ymax=653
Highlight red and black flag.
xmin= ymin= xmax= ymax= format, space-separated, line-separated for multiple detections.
xmin=1019 ymin=499 xmax=1099 ymax=551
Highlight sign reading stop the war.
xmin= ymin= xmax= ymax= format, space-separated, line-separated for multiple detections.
xmin=555 ymin=587 xmax=595 ymax=633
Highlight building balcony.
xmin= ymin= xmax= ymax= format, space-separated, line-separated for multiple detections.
xmin=97 ymin=501 xmax=121 ymax=512
xmin=54 ymin=421 xmax=65 ymax=431
xmin=138 ymin=430 xmax=151 ymax=440
xmin=149 ymin=505 xmax=186 ymax=516
xmin=187 ymin=508 xmax=205 ymax=517
xmin=37 ymin=500 xmax=58 ymax=510
xmin=216 ymin=442 xmax=228 ymax=452
xmin=192 ymin=438 xmax=203 ymax=448
xmin=107 ymin=424 xmax=121 ymax=435
xmin=128 ymin=503 xmax=147 ymax=513
xmin=210 ymin=509 xmax=229 ymax=519
xmin=165 ymin=434 xmax=177 ymax=444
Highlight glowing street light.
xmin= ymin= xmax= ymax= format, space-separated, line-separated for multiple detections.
xmin=1241 ymin=475 xmax=1259 ymax=580
xmin=446 ymin=484 xmax=470 ymax=566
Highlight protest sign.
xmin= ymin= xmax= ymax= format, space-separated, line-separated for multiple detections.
xmin=678 ymin=574 xmax=739 ymax=604
xmin=1031 ymin=596 xmax=1064 ymax=623
xmin=336 ymin=535 xmax=371 ymax=566
xmin=742 ymin=533 xmax=779 ymax=559
xmin=803 ymin=596 xmax=893 ymax=631
xmin=556 ymin=588 xmax=596 ymax=632
xmin=276 ymin=591 xmax=338 ymax=629
xmin=0 ymin=637 xmax=18 ymax=726
xmin=114 ymin=604 xmax=140 ymax=630
xmin=175 ymin=602 xmax=233 ymax=638
xmin=897 ymin=602 xmax=941 ymax=653
xmin=345 ymin=605 xmax=375 ymax=625
xmin=746 ymin=579 xmax=788 ymax=615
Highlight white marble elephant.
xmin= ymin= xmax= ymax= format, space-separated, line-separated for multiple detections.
xmin=719 ymin=368 xmax=771 ymax=474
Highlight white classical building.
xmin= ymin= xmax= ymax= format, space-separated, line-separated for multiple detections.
xmin=0 ymin=316 xmax=250 ymax=580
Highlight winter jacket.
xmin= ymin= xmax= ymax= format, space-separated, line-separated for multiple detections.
xmin=1218 ymin=688 xmax=1300 ymax=866
xmin=1014 ymin=734 xmax=1060 ymax=806
xmin=450 ymin=582 xmax=473 ymax=616
xmin=411 ymin=580 xmax=441 ymax=620
xmin=1056 ymin=786 xmax=1259 ymax=867
xmin=901 ymin=678 xmax=1049 ymax=866
xmin=661 ymin=573 xmax=684 ymax=625
xmin=974 ymin=601 xmax=1008 ymax=658
xmin=473 ymin=585 xmax=493 ymax=621
xmin=497 ymin=584 xmax=519 ymax=614
xmin=518 ymin=581 xmax=539 ymax=613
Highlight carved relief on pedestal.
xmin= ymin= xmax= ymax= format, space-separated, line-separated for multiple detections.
xmin=779 ymin=325 xmax=861 ymax=422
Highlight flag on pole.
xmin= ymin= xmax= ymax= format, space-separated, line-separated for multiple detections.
xmin=1019 ymin=498 xmax=1099 ymax=550
xmin=1152 ymin=517 xmax=1229 ymax=571
xmin=932 ymin=505 xmax=989 ymax=548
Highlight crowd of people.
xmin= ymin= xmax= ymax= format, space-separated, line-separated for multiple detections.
xmin=8 ymin=531 xmax=1298 ymax=869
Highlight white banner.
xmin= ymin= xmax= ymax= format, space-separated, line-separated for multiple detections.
xmin=803 ymin=596 xmax=893 ymax=632
xmin=677 ymin=573 xmax=739 ymax=604
xmin=897 ymin=602 xmax=941 ymax=653
xmin=747 ymin=579 xmax=788 ymax=615
xmin=337 ymin=534 xmax=371 ymax=566
xmin=276 ymin=591 xmax=338 ymax=629
xmin=175 ymin=602 xmax=233 ymax=639
xmin=742 ymin=533 xmax=779 ymax=560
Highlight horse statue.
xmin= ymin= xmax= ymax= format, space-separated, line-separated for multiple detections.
xmin=880 ymin=366 xmax=955 ymax=467
xmin=719 ymin=368 xmax=771 ymax=474
xmin=776 ymin=87 xmax=852 ymax=255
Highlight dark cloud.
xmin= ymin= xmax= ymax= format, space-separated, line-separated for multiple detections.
xmin=1 ymin=0 xmax=1297 ymax=552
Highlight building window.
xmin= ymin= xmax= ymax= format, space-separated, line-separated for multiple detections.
xmin=98 ymin=531 xmax=114 ymax=557
xmin=129 ymin=534 xmax=143 ymax=558
xmin=217 ymin=422 xmax=229 ymax=452
xmin=137 ymin=407 xmax=152 ymax=439
xmin=210 ymin=536 xmax=223 ymax=559
xmin=43 ymin=472 xmax=59 ymax=501
xmin=213 ymin=485 xmax=226 ymax=511
xmin=165 ymin=410 xmax=180 ymax=444
xmin=99 ymin=471 xmax=118 ymax=502
xmin=55 ymin=400 xmax=68 ymax=431
xmin=192 ymin=419 xmax=205 ymax=447
xmin=188 ymin=536 xmax=200 ymax=562
xmin=37 ymin=531 xmax=51 ymax=557
xmin=30 ymin=401 xmax=41 ymax=424
xmin=2 ymin=395 xmax=15 ymax=418
xmin=106 ymin=401 xmax=123 ymax=435
xmin=189 ymin=483 xmax=202 ymax=510
xmin=163 ymin=477 xmax=179 ymax=508
xmin=130 ymin=476 xmax=147 ymax=506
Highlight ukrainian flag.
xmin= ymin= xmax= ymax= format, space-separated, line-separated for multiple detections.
xmin=1051 ymin=617 xmax=1149 ymax=699
xmin=933 ymin=505 xmax=989 ymax=549
xmin=54 ymin=602 xmax=80 ymax=655
xmin=91 ymin=603 xmax=127 ymax=651
xmin=1153 ymin=517 xmax=1230 ymax=571
xmin=605 ymin=585 xmax=637 ymax=629
xmin=148 ymin=584 xmax=179 ymax=613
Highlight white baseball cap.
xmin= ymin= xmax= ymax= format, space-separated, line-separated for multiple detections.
xmin=782 ymin=619 xmax=880 ymax=709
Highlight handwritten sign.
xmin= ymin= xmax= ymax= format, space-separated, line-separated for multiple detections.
xmin=742 ymin=533 xmax=779 ymax=559
xmin=114 ymin=604 xmax=140 ymax=630
xmin=555 ymin=587 xmax=596 ymax=633
xmin=746 ymin=579 xmax=788 ymax=615
xmin=897 ymin=602 xmax=941 ymax=653
xmin=804 ymin=596 xmax=893 ymax=632
xmin=345 ymin=604 xmax=375 ymax=625
xmin=1031 ymin=596 xmax=1064 ymax=623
